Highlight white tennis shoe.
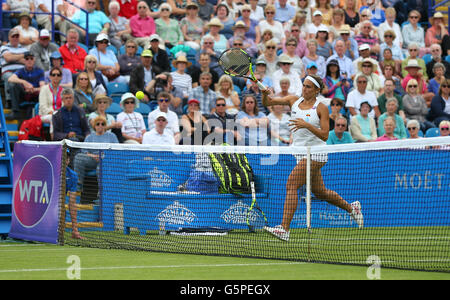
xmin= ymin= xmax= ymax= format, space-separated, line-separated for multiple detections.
xmin=264 ymin=225 xmax=290 ymax=241
xmin=350 ymin=201 xmax=364 ymax=229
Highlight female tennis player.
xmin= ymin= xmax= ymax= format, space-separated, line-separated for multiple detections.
xmin=261 ymin=74 xmax=363 ymax=241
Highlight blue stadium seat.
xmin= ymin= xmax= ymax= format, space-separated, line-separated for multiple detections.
xmin=425 ymin=127 xmax=440 ymax=137
xmin=107 ymin=45 xmax=118 ymax=56
xmin=107 ymin=82 xmax=129 ymax=98
xmin=446 ymin=55 xmax=450 ymax=64
xmin=135 ymin=102 xmax=151 ymax=115
xmin=422 ymin=54 xmax=432 ymax=65
xmin=106 ymin=102 xmax=122 ymax=117
xmin=78 ymin=43 xmax=89 ymax=52
xmin=148 ymin=100 xmax=158 ymax=112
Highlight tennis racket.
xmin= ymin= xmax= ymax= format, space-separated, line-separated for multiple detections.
xmin=218 ymin=48 xmax=267 ymax=91
xmin=246 ymin=181 xmax=268 ymax=232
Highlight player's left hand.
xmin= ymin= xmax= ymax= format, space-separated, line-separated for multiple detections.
xmin=289 ymin=118 xmax=309 ymax=131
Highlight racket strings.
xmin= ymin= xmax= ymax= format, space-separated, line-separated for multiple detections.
xmin=219 ymin=49 xmax=251 ymax=76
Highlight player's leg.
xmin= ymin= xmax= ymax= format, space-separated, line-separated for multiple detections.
xmin=281 ymin=159 xmax=307 ymax=231
xmin=68 ymin=191 xmax=84 ymax=239
xmin=311 ymin=163 xmax=363 ymax=228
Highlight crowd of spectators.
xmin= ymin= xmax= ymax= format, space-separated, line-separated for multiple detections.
xmin=1 ymin=0 xmax=450 ymax=147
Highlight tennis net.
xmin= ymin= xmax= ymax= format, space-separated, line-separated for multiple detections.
xmin=60 ymin=137 xmax=450 ymax=272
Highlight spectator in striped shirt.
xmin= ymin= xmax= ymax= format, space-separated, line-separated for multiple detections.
xmin=188 ymin=72 xmax=217 ymax=116
xmin=0 ymin=28 xmax=28 ymax=110
xmin=354 ymin=20 xmax=380 ymax=61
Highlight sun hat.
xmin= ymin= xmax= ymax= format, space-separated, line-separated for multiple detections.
xmin=120 ymin=92 xmax=140 ymax=109
xmin=172 ymin=55 xmax=192 ymax=68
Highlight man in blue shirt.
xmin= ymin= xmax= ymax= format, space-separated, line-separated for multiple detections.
xmin=7 ymin=51 xmax=45 ymax=120
xmin=71 ymin=0 xmax=111 ymax=46
xmin=274 ymin=0 xmax=296 ymax=24
xmin=327 ymin=116 xmax=354 ymax=145
xmin=52 ymin=88 xmax=90 ymax=141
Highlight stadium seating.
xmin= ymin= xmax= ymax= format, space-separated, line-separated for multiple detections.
xmin=422 ymin=54 xmax=432 ymax=65
xmin=425 ymin=127 xmax=440 ymax=137
xmin=119 ymin=45 xmax=143 ymax=56
xmin=105 ymin=102 xmax=122 ymax=117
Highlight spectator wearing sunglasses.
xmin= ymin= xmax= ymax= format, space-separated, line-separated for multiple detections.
xmin=7 ymin=51 xmax=45 ymax=120
xmin=71 ymin=0 xmax=111 ymax=46
xmin=439 ymin=120 xmax=450 ymax=137
xmin=39 ymin=66 xmax=64 ymax=128
xmin=207 ymin=97 xmax=241 ymax=145
xmin=73 ymin=115 xmax=119 ymax=195
xmin=327 ymin=116 xmax=354 ymax=145
xmin=406 ymin=119 xmax=422 ymax=139
xmin=147 ymin=91 xmax=180 ymax=144
xmin=142 ymin=112 xmax=176 ymax=145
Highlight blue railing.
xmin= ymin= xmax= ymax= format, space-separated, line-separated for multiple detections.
xmin=0 ymin=0 xmax=90 ymax=47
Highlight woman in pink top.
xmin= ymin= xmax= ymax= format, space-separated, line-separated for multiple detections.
xmin=425 ymin=12 xmax=449 ymax=47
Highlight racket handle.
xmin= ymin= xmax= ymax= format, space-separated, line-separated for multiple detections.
xmin=256 ymin=81 xmax=266 ymax=90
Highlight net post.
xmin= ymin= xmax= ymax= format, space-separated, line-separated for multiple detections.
xmin=57 ymin=142 xmax=68 ymax=246
xmin=306 ymin=146 xmax=311 ymax=233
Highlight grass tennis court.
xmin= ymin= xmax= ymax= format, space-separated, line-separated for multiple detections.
xmin=0 ymin=240 xmax=449 ymax=280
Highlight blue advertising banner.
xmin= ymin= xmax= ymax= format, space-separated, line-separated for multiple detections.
xmin=9 ymin=143 xmax=62 ymax=243
xmin=100 ymin=148 xmax=450 ymax=234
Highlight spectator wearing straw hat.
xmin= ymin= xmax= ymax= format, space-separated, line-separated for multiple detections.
xmin=73 ymin=115 xmax=119 ymax=200
xmin=13 ymin=12 xmax=39 ymax=49
xmin=202 ymin=17 xmax=227 ymax=53
xmin=425 ymin=12 xmax=449 ymax=48
xmin=29 ymin=29 xmax=59 ymax=72
xmin=354 ymin=58 xmax=383 ymax=98
xmin=171 ymin=55 xmax=193 ymax=100
xmin=402 ymin=59 xmax=433 ymax=106
xmin=116 ymin=92 xmax=146 ymax=144
xmin=88 ymin=94 xmax=122 ymax=135
xmin=142 ymin=111 xmax=176 ymax=145
xmin=272 ymin=54 xmax=303 ymax=97
xmin=228 ymin=21 xmax=258 ymax=58
xmin=332 ymin=24 xmax=359 ymax=60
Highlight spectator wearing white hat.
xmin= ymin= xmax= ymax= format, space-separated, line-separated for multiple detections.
xmin=142 ymin=111 xmax=176 ymax=145
xmin=272 ymin=54 xmax=303 ymax=97
xmin=116 ymin=92 xmax=146 ymax=144
xmin=147 ymin=91 xmax=180 ymax=144
xmin=89 ymin=33 xmax=126 ymax=84
xmin=29 ymin=29 xmax=59 ymax=72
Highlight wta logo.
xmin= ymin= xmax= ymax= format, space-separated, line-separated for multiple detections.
xmin=13 ymin=155 xmax=54 ymax=228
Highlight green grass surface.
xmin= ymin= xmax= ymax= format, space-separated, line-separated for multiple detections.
xmin=0 ymin=240 xmax=448 ymax=280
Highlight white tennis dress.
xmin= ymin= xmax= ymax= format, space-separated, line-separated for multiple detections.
xmin=290 ymin=97 xmax=328 ymax=162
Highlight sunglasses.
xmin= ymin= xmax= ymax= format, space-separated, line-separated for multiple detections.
xmin=407 ymin=127 xmax=417 ymax=130
xmin=331 ymin=103 xmax=342 ymax=106
xmin=159 ymin=98 xmax=170 ymax=102
xmin=10 ymin=34 xmax=19 ymax=38
xmin=97 ymin=40 xmax=108 ymax=44
xmin=409 ymin=49 xmax=418 ymax=51
xmin=87 ymin=60 xmax=96 ymax=63
xmin=124 ymin=101 xmax=135 ymax=105
xmin=96 ymin=122 xmax=106 ymax=126
xmin=161 ymin=8 xmax=170 ymax=11
xmin=336 ymin=124 xmax=346 ymax=127
xmin=233 ymin=43 xmax=243 ymax=46
xmin=266 ymin=46 xmax=276 ymax=49
xmin=266 ymin=11 xmax=275 ymax=15
xmin=408 ymin=85 xmax=417 ymax=88
xmin=362 ymin=65 xmax=372 ymax=68
xmin=25 ymin=57 xmax=34 ymax=60
xmin=156 ymin=118 xmax=167 ymax=122
xmin=50 ymin=73 xmax=62 ymax=77
xmin=79 ymin=77 xmax=89 ymax=81
xmin=287 ymin=44 xmax=297 ymax=47
xmin=409 ymin=16 xmax=419 ymax=19
xmin=126 ymin=45 xmax=136 ymax=48
xmin=441 ymin=127 xmax=450 ymax=131
xmin=357 ymin=81 xmax=367 ymax=84
xmin=384 ymin=35 xmax=393 ymax=38
xmin=216 ymin=103 xmax=226 ymax=107
xmin=442 ymin=85 xmax=449 ymax=88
